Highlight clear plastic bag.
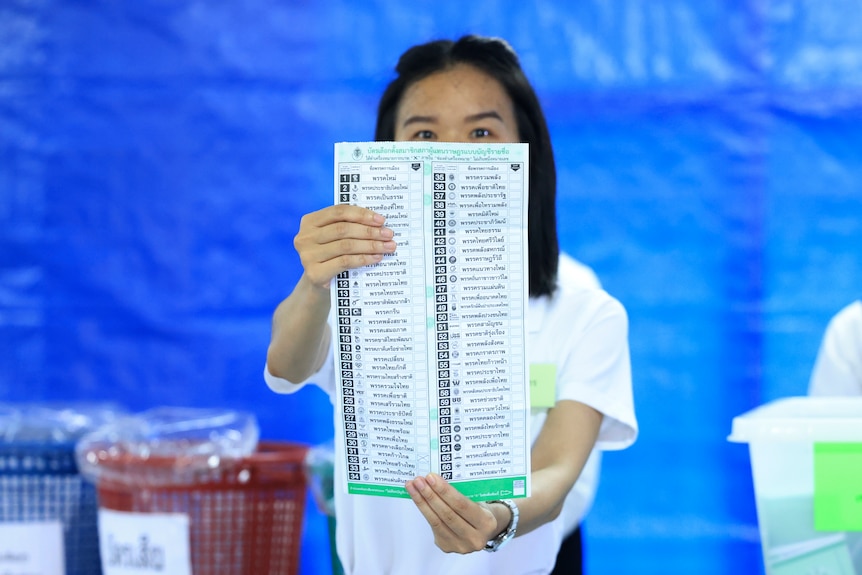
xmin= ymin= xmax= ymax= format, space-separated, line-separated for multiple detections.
xmin=75 ymin=406 xmax=260 ymax=486
xmin=304 ymin=438 xmax=336 ymax=516
xmin=0 ymin=401 xmax=126 ymax=444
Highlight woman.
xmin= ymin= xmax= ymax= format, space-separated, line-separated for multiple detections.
xmin=266 ymin=35 xmax=637 ymax=575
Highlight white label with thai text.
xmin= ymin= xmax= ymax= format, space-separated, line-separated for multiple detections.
xmin=0 ymin=521 xmax=65 ymax=575
xmin=98 ymin=509 xmax=191 ymax=575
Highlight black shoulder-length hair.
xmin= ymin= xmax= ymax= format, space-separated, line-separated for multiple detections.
xmin=374 ymin=35 xmax=559 ymax=298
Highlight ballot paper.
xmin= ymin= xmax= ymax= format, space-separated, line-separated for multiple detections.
xmin=332 ymin=141 xmax=530 ymax=501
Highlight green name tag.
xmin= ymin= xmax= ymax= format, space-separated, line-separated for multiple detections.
xmin=813 ymin=442 xmax=862 ymax=531
xmin=529 ymin=363 xmax=556 ymax=408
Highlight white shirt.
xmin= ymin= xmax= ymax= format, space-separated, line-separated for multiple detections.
xmin=809 ymin=300 xmax=862 ymax=397
xmin=555 ymin=254 xmax=603 ymax=534
xmin=266 ymin=259 xmax=638 ymax=575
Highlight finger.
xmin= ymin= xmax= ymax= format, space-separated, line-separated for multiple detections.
xmin=405 ymin=477 xmax=450 ymax=530
xmin=408 ymin=475 xmax=491 ymax=552
xmin=424 ymin=474 xmax=495 ymax=532
xmin=304 ymin=204 xmax=386 ymax=229
xmin=406 ymin=477 xmax=467 ymax=553
xmin=301 ymin=252 xmax=389 ymax=287
xmin=300 ymin=233 xmax=396 ymax=264
xmin=311 ymin=223 xmax=396 ymax=253
xmin=295 ymin=212 xmax=396 ymax=287
xmin=296 ymin=213 xmax=395 ymax=264
xmin=299 ymin=236 xmax=396 ymax=283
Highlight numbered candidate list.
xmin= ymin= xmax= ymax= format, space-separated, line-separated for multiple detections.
xmin=333 ymin=141 xmax=530 ymax=501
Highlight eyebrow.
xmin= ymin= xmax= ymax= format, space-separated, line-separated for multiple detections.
xmin=400 ymin=110 xmax=505 ymax=128
xmin=401 ymin=115 xmax=436 ymax=128
xmin=464 ymin=111 xmax=504 ymax=123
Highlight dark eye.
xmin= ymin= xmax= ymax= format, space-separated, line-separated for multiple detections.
xmin=413 ymin=130 xmax=435 ymax=140
xmin=471 ymin=128 xmax=491 ymax=138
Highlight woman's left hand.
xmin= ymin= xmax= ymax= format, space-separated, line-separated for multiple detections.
xmin=405 ymin=473 xmax=502 ymax=553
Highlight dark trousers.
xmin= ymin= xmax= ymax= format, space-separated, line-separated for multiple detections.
xmin=550 ymin=524 xmax=583 ymax=575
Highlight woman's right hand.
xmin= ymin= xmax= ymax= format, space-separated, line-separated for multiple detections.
xmin=267 ymin=204 xmax=396 ymax=383
xmin=295 ymin=204 xmax=397 ymax=289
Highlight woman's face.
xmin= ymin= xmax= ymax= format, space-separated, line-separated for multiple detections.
xmin=394 ymin=64 xmax=520 ymax=143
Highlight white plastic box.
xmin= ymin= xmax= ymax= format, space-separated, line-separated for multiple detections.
xmin=729 ymin=396 xmax=862 ymax=575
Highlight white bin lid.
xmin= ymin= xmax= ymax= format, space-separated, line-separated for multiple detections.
xmin=728 ymin=396 xmax=862 ymax=443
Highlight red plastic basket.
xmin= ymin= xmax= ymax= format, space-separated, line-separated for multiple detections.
xmin=93 ymin=441 xmax=308 ymax=575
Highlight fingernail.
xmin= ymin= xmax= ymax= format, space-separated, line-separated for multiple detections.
xmin=426 ymin=473 xmax=436 ymax=486
xmin=380 ymin=227 xmax=394 ymax=239
xmin=372 ymin=213 xmax=385 ymax=224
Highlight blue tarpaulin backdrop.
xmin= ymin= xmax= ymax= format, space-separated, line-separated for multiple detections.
xmin=2 ymin=1 xmax=862 ymax=574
